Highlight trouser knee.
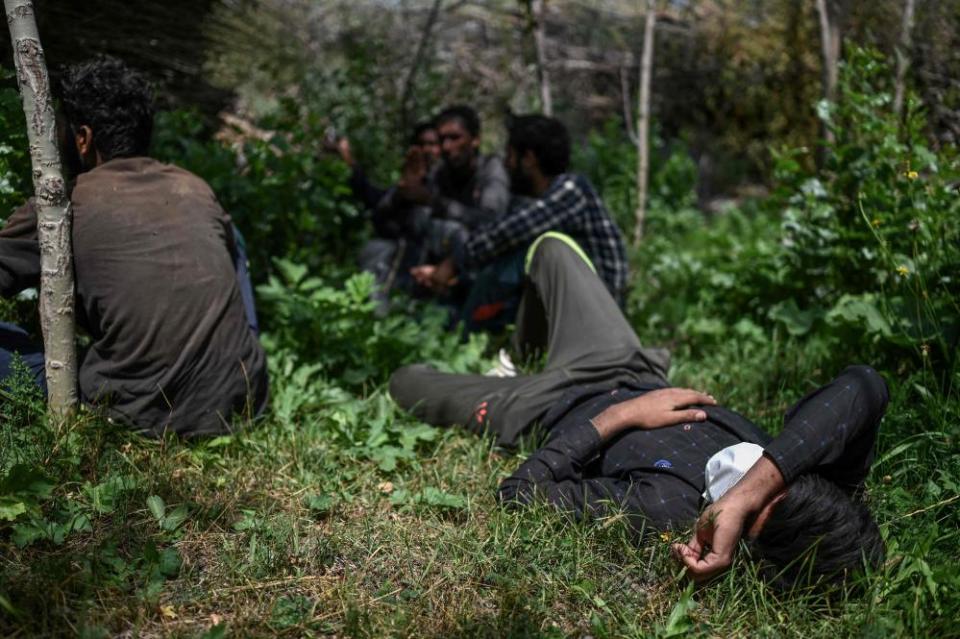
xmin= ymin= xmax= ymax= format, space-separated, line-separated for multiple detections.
xmin=388 ymin=364 xmax=432 ymax=410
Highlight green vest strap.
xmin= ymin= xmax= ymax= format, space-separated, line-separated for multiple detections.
xmin=524 ymin=231 xmax=596 ymax=275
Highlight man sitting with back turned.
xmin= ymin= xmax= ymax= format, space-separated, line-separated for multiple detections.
xmin=0 ymin=57 xmax=268 ymax=437
xmin=412 ymin=114 xmax=628 ymax=334
xmin=391 ymin=234 xmax=887 ymax=587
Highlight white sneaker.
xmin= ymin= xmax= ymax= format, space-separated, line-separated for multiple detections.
xmin=485 ymin=348 xmax=517 ymax=377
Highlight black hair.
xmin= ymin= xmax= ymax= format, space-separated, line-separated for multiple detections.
xmin=409 ymin=119 xmax=436 ymax=146
xmin=748 ymin=474 xmax=885 ymax=590
xmin=435 ymin=105 xmax=481 ymax=137
xmin=506 ymin=114 xmax=571 ymax=176
xmin=59 ymin=57 xmax=155 ymax=161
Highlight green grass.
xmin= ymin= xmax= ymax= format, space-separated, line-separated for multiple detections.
xmin=1 ymin=329 xmax=958 ymax=638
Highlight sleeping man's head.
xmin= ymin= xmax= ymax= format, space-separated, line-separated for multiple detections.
xmin=748 ymin=474 xmax=885 ymax=589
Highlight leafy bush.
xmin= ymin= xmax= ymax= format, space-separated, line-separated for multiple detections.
xmin=630 ymin=48 xmax=960 ymax=378
xmin=572 ymin=119 xmax=698 ymax=234
xmin=0 ymin=74 xmax=30 ymax=221
xmin=152 ymin=109 xmax=365 ymax=284
xmin=257 ymin=260 xmax=487 ymax=390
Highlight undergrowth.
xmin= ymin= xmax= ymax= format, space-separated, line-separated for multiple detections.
xmin=0 ymin=48 xmax=958 ymax=638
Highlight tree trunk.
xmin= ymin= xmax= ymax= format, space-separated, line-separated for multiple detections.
xmin=398 ymin=0 xmax=444 ymax=133
xmin=633 ymin=0 xmax=655 ymax=247
xmin=4 ymin=0 xmax=78 ymax=415
xmin=530 ymin=0 xmax=553 ymax=116
xmin=893 ymin=0 xmax=916 ymax=117
xmin=815 ymin=0 xmax=841 ymax=145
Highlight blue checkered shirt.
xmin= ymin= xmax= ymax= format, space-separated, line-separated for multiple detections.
xmin=454 ymin=174 xmax=629 ymax=303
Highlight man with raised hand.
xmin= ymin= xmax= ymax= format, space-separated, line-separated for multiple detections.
xmin=412 ymin=114 xmax=628 ymax=335
xmin=391 ymin=233 xmax=887 ymax=589
xmin=0 ymin=57 xmax=268 ymax=437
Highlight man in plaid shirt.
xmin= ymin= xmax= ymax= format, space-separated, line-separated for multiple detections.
xmin=412 ymin=115 xmax=629 ymax=331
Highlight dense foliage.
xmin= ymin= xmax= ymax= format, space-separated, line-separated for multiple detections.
xmin=0 ymin=48 xmax=958 ymax=637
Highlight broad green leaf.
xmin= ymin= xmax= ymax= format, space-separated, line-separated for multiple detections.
xmin=147 ymin=495 xmax=166 ymax=522
xmin=0 ymin=498 xmax=26 ymax=522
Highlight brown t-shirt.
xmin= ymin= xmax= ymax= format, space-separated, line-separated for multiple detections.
xmin=0 ymin=157 xmax=268 ymax=437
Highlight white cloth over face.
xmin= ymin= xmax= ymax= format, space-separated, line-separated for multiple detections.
xmin=702 ymin=442 xmax=765 ymax=504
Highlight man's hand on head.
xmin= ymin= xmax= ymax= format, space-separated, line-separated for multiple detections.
xmin=672 ymin=455 xmax=787 ymax=583
xmin=589 ymin=388 xmax=716 ymax=441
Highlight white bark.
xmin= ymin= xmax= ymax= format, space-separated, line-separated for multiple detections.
xmin=531 ymin=0 xmax=553 ymax=116
xmin=893 ymin=0 xmax=916 ymax=117
xmin=816 ymin=0 xmax=841 ymax=144
xmin=633 ymin=0 xmax=655 ymax=246
xmin=4 ymin=0 xmax=78 ymax=414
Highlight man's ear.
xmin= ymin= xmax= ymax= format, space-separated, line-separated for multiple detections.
xmin=74 ymin=125 xmax=94 ymax=158
xmin=73 ymin=125 xmax=102 ymax=170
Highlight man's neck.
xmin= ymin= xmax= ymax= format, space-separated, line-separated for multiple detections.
xmin=447 ymin=154 xmax=479 ymax=184
xmin=532 ymin=172 xmax=556 ymax=198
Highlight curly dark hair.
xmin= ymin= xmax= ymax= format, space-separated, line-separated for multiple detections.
xmin=506 ymin=114 xmax=571 ymax=176
xmin=435 ymin=105 xmax=481 ymax=138
xmin=748 ymin=473 xmax=885 ymax=590
xmin=59 ymin=57 xmax=155 ymax=161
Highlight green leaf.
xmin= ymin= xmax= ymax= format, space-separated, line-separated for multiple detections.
xmin=826 ymin=294 xmax=893 ymax=337
xmin=161 ymin=504 xmax=190 ymax=532
xmin=768 ymin=299 xmax=818 ymax=336
xmin=0 ymin=464 xmax=54 ymax=497
xmin=200 ymin=623 xmax=227 ymax=639
xmin=158 ymin=547 xmax=181 ymax=578
xmin=0 ymin=592 xmax=20 ymax=618
xmin=420 ymin=487 xmax=466 ymax=509
xmin=658 ymin=583 xmax=697 ymax=637
xmin=304 ymin=493 xmax=334 ymax=516
xmin=146 ymin=495 xmax=166 ymax=522
xmin=0 ymin=498 xmax=26 ymax=522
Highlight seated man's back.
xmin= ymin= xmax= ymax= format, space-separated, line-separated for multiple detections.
xmin=72 ymin=157 xmax=267 ymax=435
xmin=0 ymin=57 xmax=267 ymax=437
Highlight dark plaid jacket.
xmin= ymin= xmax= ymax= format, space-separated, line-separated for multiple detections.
xmin=454 ymin=174 xmax=629 ymax=304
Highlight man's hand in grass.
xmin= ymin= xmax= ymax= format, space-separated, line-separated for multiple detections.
xmin=589 ymin=387 xmax=716 ymax=441
xmin=672 ymin=455 xmax=787 ymax=583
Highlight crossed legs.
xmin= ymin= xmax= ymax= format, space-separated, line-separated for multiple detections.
xmin=389 ymin=235 xmax=669 ymax=446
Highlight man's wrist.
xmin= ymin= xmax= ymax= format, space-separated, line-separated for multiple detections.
xmin=589 ymin=403 xmax=631 ymax=440
xmin=721 ymin=455 xmax=786 ymax=513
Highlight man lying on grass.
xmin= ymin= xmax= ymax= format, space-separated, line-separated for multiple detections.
xmin=390 ymin=233 xmax=888 ymax=588
xmin=0 ymin=57 xmax=267 ymax=437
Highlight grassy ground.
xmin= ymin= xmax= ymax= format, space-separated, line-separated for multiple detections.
xmin=1 ymin=324 xmax=958 ymax=638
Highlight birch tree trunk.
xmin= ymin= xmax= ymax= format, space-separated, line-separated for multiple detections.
xmin=4 ymin=0 xmax=78 ymax=414
xmin=815 ymin=0 xmax=841 ymax=145
xmin=531 ymin=0 xmax=553 ymax=116
xmin=633 ymin=0 xmax=655 ymax=247
xmin=893 ymin=0 xmax=916 ymax=118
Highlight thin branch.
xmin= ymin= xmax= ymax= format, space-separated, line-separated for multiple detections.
xmin=398 ymin=0 xmax=444 ymax=133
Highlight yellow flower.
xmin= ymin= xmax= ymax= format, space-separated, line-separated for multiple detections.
xmin=659 ymin=531 xmax=672 ymax=542
xmin=896 ymin=265 xmax=910 ymax=276
xmin=906 ymin=170 xmax=919 ymax=180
